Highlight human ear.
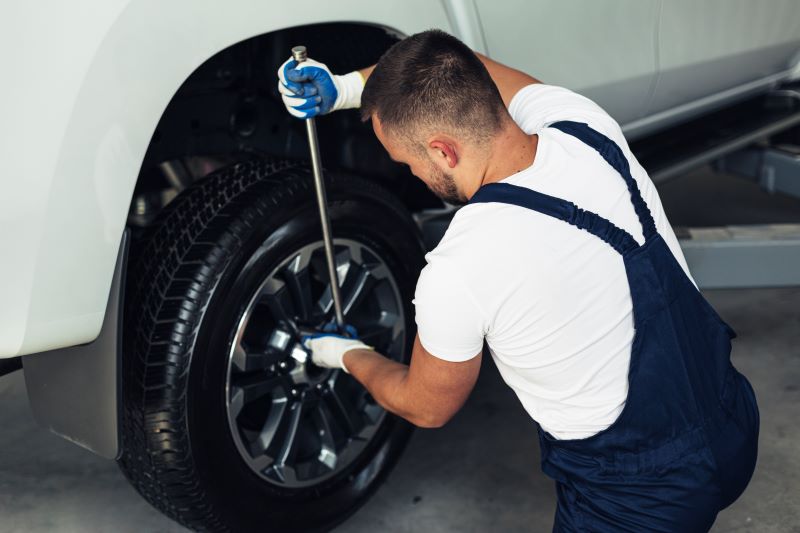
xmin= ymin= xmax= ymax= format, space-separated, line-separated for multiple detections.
xmin=429 ymin=139 xmax=458 ymax=168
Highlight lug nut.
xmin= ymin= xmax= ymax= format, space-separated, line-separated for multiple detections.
xmin=279 ymin=361 xmax=288 ymax=370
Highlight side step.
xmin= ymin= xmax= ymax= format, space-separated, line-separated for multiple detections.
xmin=632 ymin=86 xmax=800 ymax=183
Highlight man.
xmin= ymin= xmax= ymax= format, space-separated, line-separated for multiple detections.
xmin=277 ymin=30 xmax=759 ymax=531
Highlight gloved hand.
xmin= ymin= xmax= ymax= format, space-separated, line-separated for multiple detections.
xmin=302 ymin=329 xmax=373 ymax=373
xmin=277 ymin=57 xmax=364 ymax=118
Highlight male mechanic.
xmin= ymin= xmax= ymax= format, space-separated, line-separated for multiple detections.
xmin=277 ymin=30 xmax=759 ymax=531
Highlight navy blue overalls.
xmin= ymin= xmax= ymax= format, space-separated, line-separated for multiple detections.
xmin=469 ymin=121 xmax=760 ymax=532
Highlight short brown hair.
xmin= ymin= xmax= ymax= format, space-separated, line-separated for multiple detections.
xmin=360 ymin=29 xmax=506 ymax=147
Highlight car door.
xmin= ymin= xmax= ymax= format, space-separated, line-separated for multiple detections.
xmin=647 ymin=0 xmax=800 ymax=120
xmin=474 ymin=0 xmax=660 ymax=127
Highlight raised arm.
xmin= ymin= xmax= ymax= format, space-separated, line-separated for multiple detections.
xmin=474 ymin=52 xmax=541 ymax=108
xmin=278 ymin=51 xmax=538 ymax=118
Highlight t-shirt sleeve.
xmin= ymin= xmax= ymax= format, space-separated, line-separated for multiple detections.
xmin=412 ymin=257 xmax=486 ymax=362
xmin=508 ymin=83 xmax=622 ymax=139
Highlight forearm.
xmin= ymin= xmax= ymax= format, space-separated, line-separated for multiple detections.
xmin=343 ymin=349 xmax=438 ymax=427
xmin=474 ymin=52 xmax=540 ymax=107
xmin=357 ymin=64 xmax=375 ymax=84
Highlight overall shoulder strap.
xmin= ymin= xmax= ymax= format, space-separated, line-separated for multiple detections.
xmin=469 ymin=182 xmax=639 ymax=256
xmin=548 ymin=120 xmax=657 ymax=241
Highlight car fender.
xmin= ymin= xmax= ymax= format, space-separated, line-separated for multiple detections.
xmin=1 ymin=0 xmax=471 ymax=357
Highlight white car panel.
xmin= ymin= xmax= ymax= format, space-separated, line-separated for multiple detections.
xmin=475 ymin=0 xmax=660 ymax=125
xmin=0 ymin=1 xmax=131 ymax=357
xmin=2 ymin=1 xmax=799 ymax=358
xmin=650 ymin=0 xmax=800 ymax=115
xmin=1 ymin=0 xmax=456 ymax=357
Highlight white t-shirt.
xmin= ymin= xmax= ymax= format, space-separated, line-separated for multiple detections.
xmin=413 ymin=84 xmax=693 ymax=440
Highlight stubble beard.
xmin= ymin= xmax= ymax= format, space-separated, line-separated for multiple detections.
xmin=427 ymin=159 xmax=467 ymax=206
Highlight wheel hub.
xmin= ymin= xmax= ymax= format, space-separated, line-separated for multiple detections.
xmin=266 ymin=328 xmax=332 ymax=387
xmin=224 ymin=239 xmax=405 ymax=488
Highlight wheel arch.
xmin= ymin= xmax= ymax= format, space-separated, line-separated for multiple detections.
xmin=14 ymin=2 xmax=452 ymax=358
xmin=132 ymin=21 xmax=444 ymax=228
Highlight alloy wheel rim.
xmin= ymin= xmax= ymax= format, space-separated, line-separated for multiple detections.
xmin=225 ymin=239 xmax=406 ymax=487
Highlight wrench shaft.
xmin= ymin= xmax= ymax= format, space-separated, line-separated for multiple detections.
xmin=291 ymin=44 xmax=345 ymax=330
xmin=306 ymin=111 xmax=346 ymax=330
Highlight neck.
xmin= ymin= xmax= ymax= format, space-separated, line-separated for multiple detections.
xmin=468 ymin=120 xmax=538 ymax=198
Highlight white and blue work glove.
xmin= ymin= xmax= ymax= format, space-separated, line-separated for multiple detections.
xmin=301 ymin=324 xmax=372 ymax=373
xmin=277 ymin=57 xmax=364 ymax=118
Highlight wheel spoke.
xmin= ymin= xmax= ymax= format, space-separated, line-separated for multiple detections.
xmin=254 ymin=395 xmax=289 ymax=455
xmin=274 ymin=401 xmax=305 ymax=470
xmin=234 ymin=345 xmax=283 ymax=373
xmin=267 ymin=463 xmax=299 ymax=485
xmin=313 ymin=406 xmax=338 ymax=470
xmin=315 ymin=248 xmax=353 ymax=315
xmin=249 ymin=453 xmax=272 ymax=473
xmin=260 ymin=278 xmax=296 ymax=326
xmin=282 ymin=251 xmax=314 ymax=321
xmin=324 ymin=374 xmax=359 ymax=435
xmin=342 ymin=266 xmax=376 ymax=317
xmin=229 ymin=387 xmax=245 ymax=421
xmin=231 ymin=373 xmax=285 ymax=405
xmin=231 ymin=343 xmax=248 ymax=373
xmin=366 ymin=262 xmax=391 ymax=281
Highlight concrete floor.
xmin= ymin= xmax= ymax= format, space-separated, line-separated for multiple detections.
xmin=1 ymin=170 xmax=799 ymax=532
xmin=0 ymin=287 xmax=798 ymax=532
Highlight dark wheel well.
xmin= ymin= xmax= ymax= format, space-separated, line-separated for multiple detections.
xmin=130 ymin=22 xmax=442 ymax=228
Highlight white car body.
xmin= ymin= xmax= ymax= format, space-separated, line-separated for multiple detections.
xmin=2 ymin=0 xmax=799 ymax=358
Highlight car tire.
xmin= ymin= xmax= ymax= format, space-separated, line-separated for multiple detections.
xmin=118 ymin=159 xmax=425 ymax=532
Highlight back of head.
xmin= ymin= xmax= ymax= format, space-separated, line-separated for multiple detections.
xmin=361 ymin=29 xmax=506 ymax=149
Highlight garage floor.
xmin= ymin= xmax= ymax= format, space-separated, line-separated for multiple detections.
xmin=1 ymin=170 xmax=798 ymax=532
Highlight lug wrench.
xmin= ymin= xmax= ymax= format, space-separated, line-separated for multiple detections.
xmin=291 ymin=45 xmax=346 ymax=331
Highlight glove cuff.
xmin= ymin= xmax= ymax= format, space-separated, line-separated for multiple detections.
xmin=332 ymin=70 xmax=366 ymax=111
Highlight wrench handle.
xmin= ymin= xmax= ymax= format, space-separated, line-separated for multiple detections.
xmin=291 ymin=45 xmax=308 ymax=62
xmin=290 ymin=45 xmax=346 ymax=331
